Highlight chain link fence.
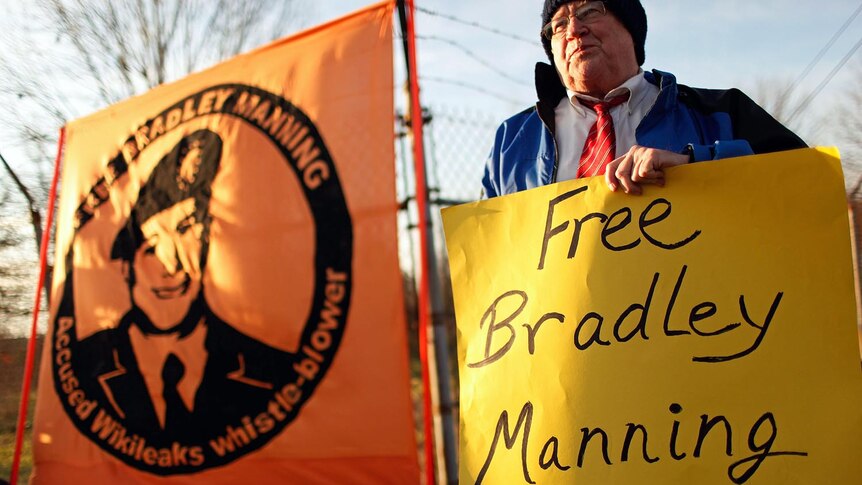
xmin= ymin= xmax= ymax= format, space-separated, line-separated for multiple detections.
xmin=394 ymin=102 xmax=500 ymax=319
xmin=394 ymin=103 xmax=500 ymax=291
xmin=424 ymin=105 xmax=499 ymax=204
xmin=393 ymin=103 xmax=501 ymax=482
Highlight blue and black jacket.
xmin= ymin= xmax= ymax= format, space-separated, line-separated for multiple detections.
xmin=482 ymin=63 xmax=806 ymax=198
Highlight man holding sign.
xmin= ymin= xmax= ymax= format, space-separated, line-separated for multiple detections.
xmin=455 ymin=3 xmax=861 ymax=484
xmin=482 ymin=0 xmax=806 ymax=198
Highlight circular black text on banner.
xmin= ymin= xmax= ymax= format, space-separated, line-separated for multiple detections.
xmin=52 ymin=84 xmax=353 ymax=474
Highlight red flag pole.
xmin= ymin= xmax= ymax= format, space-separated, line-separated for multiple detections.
xmin=403 ymin=1 xmax=437 ymax=483
xmin=10 ymin=127 xmax=65 ymax=485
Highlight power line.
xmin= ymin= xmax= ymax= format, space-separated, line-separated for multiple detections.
xmin=415 ymin=6 xmax=536 ymax=45
xmin=786 ymin=32 xmax=862 ymax=123
xmin=421 ymin=76 xmax=524 ymax=105
xmin=783 ymin=2 xmax=862 ymax=100
xmin=416 ymin=35 xmax=531 ymax=87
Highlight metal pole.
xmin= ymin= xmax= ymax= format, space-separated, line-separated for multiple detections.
xmin=846 ymin=202 xmax=862 ymax=356
xmin=421 ymin=108 xmax=459 ymax=484
xmin=400 ymin=1 xmax=440 ymax=482
xmin=425 ymin=197 xmax=458 ymax=484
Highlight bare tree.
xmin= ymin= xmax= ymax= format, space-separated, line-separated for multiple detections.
xmin=746 ymin=75 xmax=862 ymax=191
xmin=749 ymin=77 xmax=827 ymax=147
xmin=834 ymin=61 xmax=862 ymax=197
xmin=0 ymin=185 xmax=31 ymax=337
xmin=0 ymin=0 xmax=309 ymax=334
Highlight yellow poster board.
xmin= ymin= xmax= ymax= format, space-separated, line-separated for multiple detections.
xmin=442 ymin=148 xmax=862 ymax=484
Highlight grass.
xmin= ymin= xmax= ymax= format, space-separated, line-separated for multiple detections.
xmin=0 ymin=428 xmax=33 ymax=484
xmin=0 ymin=337 xmax=40 ymax=484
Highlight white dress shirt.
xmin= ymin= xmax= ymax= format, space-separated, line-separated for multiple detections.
xmin=554 ymin=70 xmax=660 ymax=182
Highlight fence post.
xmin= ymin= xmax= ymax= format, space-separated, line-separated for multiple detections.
xmin=398 ymin=0 xmax=457 ymax=484
xmin=416 ymin=107 xmax=460 ymax=483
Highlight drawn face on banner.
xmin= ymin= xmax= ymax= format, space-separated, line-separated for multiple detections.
xmin=53 ymin=85 xmax=355 ymax=475
xmin=112 ymin=132 xmax=217 ymax=333
xmin=131 ymin=197 xmax=203 ymax=330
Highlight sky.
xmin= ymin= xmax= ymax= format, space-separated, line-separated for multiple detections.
xmin=310 ymin=0 xmax=862 ymax=143
xmin=1 ymin=0 xmax=861 ymax=336
xmin=1 ymin=0 xmax=860 ymax=145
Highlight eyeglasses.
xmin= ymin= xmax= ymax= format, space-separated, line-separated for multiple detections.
xmin=541 ymin=1 xmax=607 ymax=40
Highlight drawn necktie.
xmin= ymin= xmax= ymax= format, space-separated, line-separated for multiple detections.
xmin=577 ymin=93 xmax=630 ymax=178
xmin=162 ymin=353 xmax=188 ymax=431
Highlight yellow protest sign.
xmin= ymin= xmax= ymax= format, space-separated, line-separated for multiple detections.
xmin=443 ymin=148 xmax=862 ymax=484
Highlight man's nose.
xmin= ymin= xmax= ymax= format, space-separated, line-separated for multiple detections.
xmin=565 ymin=17 xmax=589 ymax=38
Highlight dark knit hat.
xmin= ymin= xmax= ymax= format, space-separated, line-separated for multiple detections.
xmin=541 ymin=0 xmax=647 ymax=66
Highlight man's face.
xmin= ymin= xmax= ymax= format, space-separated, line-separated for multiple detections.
xmin=550 ymin=1 xmax=639 ymax=96
xmin=130 ymin=197 xmax=204 ymax=331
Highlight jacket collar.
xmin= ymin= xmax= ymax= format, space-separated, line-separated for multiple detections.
xmin=644 ymin=69 xmax=679 ymax=111
xmin=535 ymin=63 xmax=680 ymax=124
xmin=534 ymin=62 xmax=566 ymax=135
xmin=536 ymin=62 xmax=679 ymax=103
xmin=535 ymin=62 xmax=567 ymax=108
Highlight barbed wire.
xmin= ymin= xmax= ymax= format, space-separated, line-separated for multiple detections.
xmin=431 ymin=109 xmax=499 ymax=126
xmin=415 ymin=6 xmax=536 ymax=45
xmin=420 ymin=76 xmax=525 ymax=105
xmin=415 ymin=35 xmax=530 ymax=87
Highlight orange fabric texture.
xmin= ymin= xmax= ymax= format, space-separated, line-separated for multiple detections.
xmin=31 ymin=2 xmax=418 ymax=483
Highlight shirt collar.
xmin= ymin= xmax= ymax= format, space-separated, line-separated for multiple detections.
xmin=566 ymin=69 xmax=647 ymax=117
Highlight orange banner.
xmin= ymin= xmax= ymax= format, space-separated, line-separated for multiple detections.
xmin=31 ymin=3 xmax=418 ymax=483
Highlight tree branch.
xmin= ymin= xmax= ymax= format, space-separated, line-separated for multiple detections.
xmin=0 ymin=151 xmax=44 ymax=267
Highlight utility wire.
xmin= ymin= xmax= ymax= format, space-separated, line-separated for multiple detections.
xmin=416 ymin=35 xmax=531 ymax=87
xmin=783 ymin=2 xmax=862 ymax=100
xmin=786 ymin=32 xmax=862 ymax=123
xmin=421 ymin=76 xmax=524 ymax=105
xmin=415 ymin=6 xmax=536 ymax=45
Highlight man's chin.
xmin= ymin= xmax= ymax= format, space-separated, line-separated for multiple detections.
xmin=130 ymin=294 xmax=204 ymax=336
xmin=137 ymin=302 xmax=195 ymax=332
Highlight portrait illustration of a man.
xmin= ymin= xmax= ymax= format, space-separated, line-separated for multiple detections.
xmin=74 ymin=129 xmax=297 ymax=442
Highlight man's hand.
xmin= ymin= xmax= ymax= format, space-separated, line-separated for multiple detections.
xmin=605 ymin=145 xmax=689 ymax=195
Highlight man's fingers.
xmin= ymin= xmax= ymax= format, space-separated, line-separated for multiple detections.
xmin=614 ymin=154 xmax=640 ymax=195
xmin=631 ymin=149 xmax=688 ymax=182
xmin=605 ymin=147 xmax=685 ymax=193
xmin=632 ymin=161 xmax=662 ymax=181
xmin=605 ymin=157 xmax=623 ymax=191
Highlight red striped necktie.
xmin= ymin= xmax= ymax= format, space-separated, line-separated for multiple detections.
xmin=576 ymin=93 xmax=630 ymax=178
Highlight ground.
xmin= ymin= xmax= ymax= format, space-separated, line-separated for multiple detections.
xmin=0 ymin=337 xmax=40 ymax=484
